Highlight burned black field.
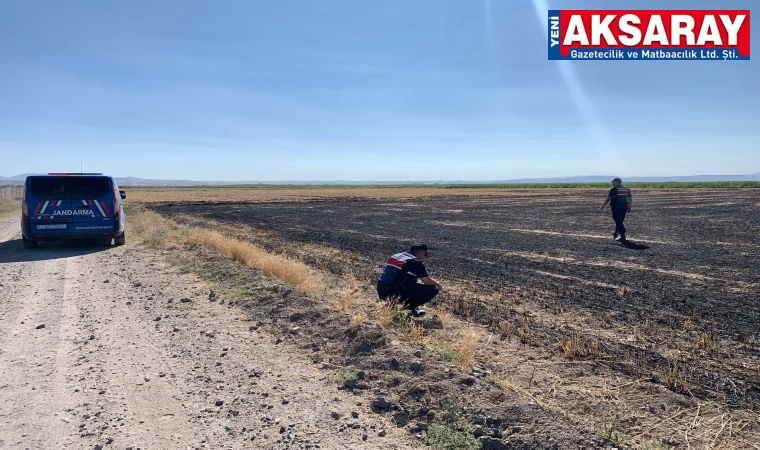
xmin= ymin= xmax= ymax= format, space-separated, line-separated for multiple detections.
xmin=151 ymin=189 xmax=760 ymax=413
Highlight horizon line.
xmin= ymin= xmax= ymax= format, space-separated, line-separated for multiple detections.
xmin=3 ymin=172 xmax=759 ymax=182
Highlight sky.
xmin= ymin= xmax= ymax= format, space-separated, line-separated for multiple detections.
xmin=0 ymin=0 xmax=758 ymax=181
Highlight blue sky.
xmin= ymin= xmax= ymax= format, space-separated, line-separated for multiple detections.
xmin=1 ymin=0 xmax=757 ymax=181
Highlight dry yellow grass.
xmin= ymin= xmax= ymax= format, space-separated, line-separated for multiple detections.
xmin=665 ymin=360 xmax=690 ymax=393
xmin=379 ymin=302 xmax=401 ymax=328
xmin=127 ymin=206 xmax=324 ymax=297
xmin=435 ymin=306 xmax=449 ymax=328
xmin=499 ymin=320 xmax=512 ymax=338
xmin=693 ymin=330 xmax=718 ymax=354
xmin=350 ymin=312 xmax=368 ymax=329
xmin=561 ymin=335 xmax=600 ymax=359
xmin=128 ymin=207 xmax=177 ymax=247
xmin=518 ymin=316 xmax=531 ymax=345
xmin=457 ymin=330 xmax=478 ymax=368
xmin=633 ymin=318 xmax=654 ymax=341
xmin=190 ymin=229 xmax=322 ymax=295
xmin=339 ymin=273 xmax=361 ymax=312
xmin=408 ymin=321 xmax=425 ymax=344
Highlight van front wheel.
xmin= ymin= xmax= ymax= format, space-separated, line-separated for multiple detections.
xmin=114 ymin=232 xmax=126 ymax=246
xmin=22 ymin=237 xmax=38 ymax=249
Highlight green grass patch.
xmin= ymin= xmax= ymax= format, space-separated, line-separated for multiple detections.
xmin=425 ymin=399 xmax=480 ymax=450
xmin=228 ymin=283 xmax=261 ymax=299
xmin=172 ymin=229 xmax=191 ymax=242
xmin=429 ymin=343 xmax=461 ymax=365
xmin=392 ymin=310 xmax=415 ymax=333
xmin=210 ymin=263 xmax=240 ymax=282
xmin=172 ymin=255 xmax=199 ymax=275
xmin=485 ymin=373 xmax=507 ymax=383
xmin=595 ymin=409 xmax=626 ymax=445
xmin=327 ymin=367 xmax=355 ymax=386
xmin=386 ymin=371 xmax=404 ymax=387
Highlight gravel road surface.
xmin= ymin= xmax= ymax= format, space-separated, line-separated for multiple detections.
xmin=0 ymin=217 xmax=416 ymax=450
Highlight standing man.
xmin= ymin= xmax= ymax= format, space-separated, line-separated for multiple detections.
xmin=376 ymin=243 xmax=443 ymax=317
xmin=600 ymin=178 xmax=632 ymax=242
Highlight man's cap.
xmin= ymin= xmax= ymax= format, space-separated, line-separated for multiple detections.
xmin=611 ymin=177 xmax=622 ymax=183
xmin=409 ymin=243 xmax=428 ymax=255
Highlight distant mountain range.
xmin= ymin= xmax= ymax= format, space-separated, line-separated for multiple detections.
xmin=1 ymin=173 xmax=759 ymax=186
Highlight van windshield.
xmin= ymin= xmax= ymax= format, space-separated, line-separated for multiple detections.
xmin=29 ymin=177 xmax=111 ymax=200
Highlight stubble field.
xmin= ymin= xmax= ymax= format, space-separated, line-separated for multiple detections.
xmin=137 ymin=187 xmax=760 ymax=448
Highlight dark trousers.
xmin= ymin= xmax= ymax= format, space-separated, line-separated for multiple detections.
xmin=612 ymin=206 xmax=628 ymax=237
xmin=377 ymin=281 xmax=439 ymax=310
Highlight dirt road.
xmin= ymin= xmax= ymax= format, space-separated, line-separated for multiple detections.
xmin=0 ymin=217 xmax=417 ymax=450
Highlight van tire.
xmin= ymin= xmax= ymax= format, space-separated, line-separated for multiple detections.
xmin=22 ymin=238 xmax=38 ymax=249
xmin=115 ymin=232 xmax=126 ymax=246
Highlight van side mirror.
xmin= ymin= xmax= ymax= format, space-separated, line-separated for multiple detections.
xmin=119 ymin=191 xmax=126 ymax=200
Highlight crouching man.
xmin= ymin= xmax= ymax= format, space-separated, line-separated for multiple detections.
xmin=376 ymin=243 xmax=443 ymax=317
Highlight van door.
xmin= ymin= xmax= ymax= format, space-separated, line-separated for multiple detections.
xmin=27 ymin=177 xmax=74 ymax=235
xmin=70 ymin=177 xmax=116 ymax=233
